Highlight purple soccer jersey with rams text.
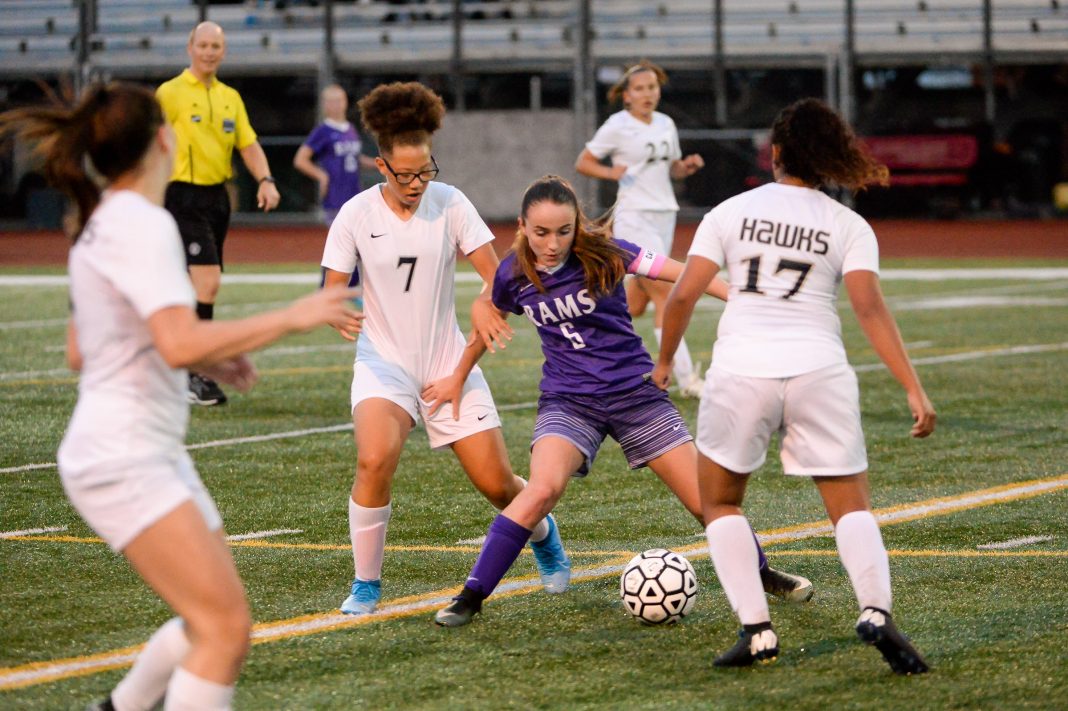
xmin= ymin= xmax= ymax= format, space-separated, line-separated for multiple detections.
xmin=492 ymin=238 xmax=656 ymax=396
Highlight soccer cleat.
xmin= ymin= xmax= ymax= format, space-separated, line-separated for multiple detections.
xmin=677 ymin=367 xmax=703 ymax=399
xmin=529 ymin=514 xmax=571 ymax=594
xmin=856 ymin=607 xmax=929 ymax=675
xmin=761 ymin=566 xmax=814 ymax=603
xmin=340 ymin=578 xmax=381 ymax=615
xmin=434 ymin=587 xmax=484 ymax=627
xmin=714 ymin=621 xmax=779 ymax=667
xmin=85 ymin=697 xmax=115 ymax=711
xmin=188 ymin=373 xmax=227 ymax=406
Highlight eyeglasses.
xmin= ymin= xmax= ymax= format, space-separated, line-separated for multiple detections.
xmin=381 ymin=155 xmax=440 ymax=185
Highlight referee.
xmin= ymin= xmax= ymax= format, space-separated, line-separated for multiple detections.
xmin=156 ymin=21 xmax=281 ymax=406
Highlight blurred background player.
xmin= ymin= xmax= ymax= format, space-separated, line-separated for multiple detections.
xmin=433 ymin=176 xmax=813 ymax=627
xmin=654 ymin=98 xmax=936 ymax=673
xmin=320 ymin=82 xmax=570 ymax=616
xmin=294 ymin=83 xmax=377 ymax=306
xmin=575 ymin=60 xmax=705 ymax=397
xmin=294 ymin=83 xmax=377 ymax=225
xmin=0 ymin=80 xmax=358 ymax=711
xmin=156 ymin=21 xmax=282 ymax=406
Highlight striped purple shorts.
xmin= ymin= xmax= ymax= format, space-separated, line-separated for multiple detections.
xmin=532 ymin=380 xmax=693 ymax=476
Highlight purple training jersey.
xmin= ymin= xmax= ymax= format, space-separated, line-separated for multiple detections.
xmin=302 ymin=121 xmax=362 ymax=211
xmin=493 ymin=238 xmax=655 ymax=396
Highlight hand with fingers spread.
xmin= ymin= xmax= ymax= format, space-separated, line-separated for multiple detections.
xmin=422 ymin=372 xmax=465 ymax=421
xmin=471 ymin=296 xmax=512 ymax=354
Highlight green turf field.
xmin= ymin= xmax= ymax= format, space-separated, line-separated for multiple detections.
xmin=2 ymin=259 xmax=1067 ymax=709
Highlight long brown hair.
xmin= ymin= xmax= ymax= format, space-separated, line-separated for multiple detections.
xmin=514 ymin=176 xmax=627 ymax=297
xmin=357 ymin=81 xmax=445 ymax=155
xmin=606 ymin=59 xmax=668 ymax=105
xmin=771 ymin=98 xmax=889 ymax=191
xmin=0 ymin=81 xmax=163 ymax=237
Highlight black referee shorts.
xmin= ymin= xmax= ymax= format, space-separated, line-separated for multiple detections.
xmin=164 ymin=182 xmax=231 ymax=268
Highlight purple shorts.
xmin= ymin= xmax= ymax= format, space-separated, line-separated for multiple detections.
xmin=532 ymin=380 xmax=693 ymax=476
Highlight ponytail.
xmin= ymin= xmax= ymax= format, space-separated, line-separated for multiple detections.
xmin=0 ymin=81 xmax=163 ymax=237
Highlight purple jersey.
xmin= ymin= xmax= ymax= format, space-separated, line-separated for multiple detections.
xmin=492 ymin=238 xmax=654 ymax=396
xmin=303 ymin=121 xmax=362 ymax=211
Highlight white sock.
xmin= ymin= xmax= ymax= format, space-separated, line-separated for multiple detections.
xmin=163 ymin=667 xmax=234 ymax=711
xmin=654 ymin=328 xmax=695 ymax=381
xmin=528 ymin=516 xmax=550 ymax=543
xmin=835 ymin=510 xmax=892 ymax=612
xmin=706 ymin=515 xmax=770 ymax=625
xmin=111 ymin=618 xmax=190 ymax=711
xmin=349 ymin=499 xmax=391 ymax=582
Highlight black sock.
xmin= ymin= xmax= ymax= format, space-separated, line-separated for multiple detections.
xmin=196 ymin=301 xmax=214 ymax=321
xmin=743 ymin=621 xmax=773 ymax=635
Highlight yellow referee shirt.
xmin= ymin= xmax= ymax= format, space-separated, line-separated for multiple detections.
xmin=156 ymin=69 xmax=257 ymax=185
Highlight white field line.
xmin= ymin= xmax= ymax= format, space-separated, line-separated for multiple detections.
xmin=0 ymin=526 xmax=67 ymax=538
xmin=0 ymin=318 xmax=67 ymax=330
xmin=226 ymin=529 xmax=303 ymax=542
xmin=456 ymin=536 xmax=487 ymax=545
xmin=0 ymin=368 xmax=70 ymax=382
xmin=5 ymin=338 xmax=1068 ymax=476
xmin=854 ymin=341 xmax=1068 ymax=373
xmin=977 ymin=535 xmax=1054 ymax=550
xmin=4 ymin=473 xmax=1067 ymax=691
xmin=3 ymin=267 xmax=1067 ymax=290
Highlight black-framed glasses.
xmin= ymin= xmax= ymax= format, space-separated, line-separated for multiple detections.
xmin=381 ymin=155 xmax=440 ymax=185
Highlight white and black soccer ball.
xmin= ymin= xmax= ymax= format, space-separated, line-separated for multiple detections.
xmin=620 ymin=548 xmax=698 ymax=624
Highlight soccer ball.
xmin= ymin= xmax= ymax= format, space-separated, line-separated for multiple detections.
xmin=620 ymin=548 xmax=698 ymax=624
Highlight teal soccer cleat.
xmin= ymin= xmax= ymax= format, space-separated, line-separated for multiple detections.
xmin=340 ymin=578 xmax=381 ymax=615
xmin=529 ymin=514 xmax=571 ymax=594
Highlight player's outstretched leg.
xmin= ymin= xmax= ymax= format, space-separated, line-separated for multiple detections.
xmin=855 ymin=607 xmax=929 ymax=675
xmin=713 ymin=621 xmax=780 ymax=667
xmin=528 ymin=513 xmax=571 ymax=593
xmin=760 ymin=565 xmax=814 ymax=603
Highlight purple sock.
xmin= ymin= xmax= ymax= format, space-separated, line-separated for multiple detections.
xmin=751 ymin=526 xmax=769 ymax=570
xmin=465 ymin=515 xmax=532 ymax=598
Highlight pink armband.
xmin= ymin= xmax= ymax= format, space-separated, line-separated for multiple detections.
xmin=628 ymin=249 xmax=666 ymax=279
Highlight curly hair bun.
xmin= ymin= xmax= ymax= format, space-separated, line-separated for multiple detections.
xmin=357 ymin=82 xmax=445 ymax=151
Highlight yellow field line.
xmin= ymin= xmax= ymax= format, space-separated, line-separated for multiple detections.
xmin=0 ymin=534 xmax=633 ymax=558
xmin=2 ymin=471 xmax=1066 ymax=692
xmin=774 ymin=549 xmax=1068 ymax=558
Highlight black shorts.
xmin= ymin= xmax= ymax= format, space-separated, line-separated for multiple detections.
xmin=164 ymin=182 xmax=231 ymax=268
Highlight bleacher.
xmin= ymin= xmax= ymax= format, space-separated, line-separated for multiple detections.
xmin=0 ymin=0 xmax=1064 ymax=77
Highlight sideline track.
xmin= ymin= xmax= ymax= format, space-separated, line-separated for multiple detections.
xmin=1 ymin=472 xmax=1066 ymax=692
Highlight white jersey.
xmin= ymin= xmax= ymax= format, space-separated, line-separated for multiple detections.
xmin=321 ymin=182 xmax=494 ymax=384
xmin=58 ymin=190 xmax=196 ymax=474
xmin=689 ymin=182 xmax=880 ymax=378
xmin=585 ymin=110 xmax=681 ymax=212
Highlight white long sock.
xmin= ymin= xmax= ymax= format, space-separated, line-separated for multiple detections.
xmin=349 ymin=499 xmax=391 ymax=581
xmin=835 ymin=510 xmax=892 ymax=612
xmin=163 ymin=667 xmax=234 ymax=711
xmin=111 ymin=618 xmax=190 ymax=711
xmin=654 ymin=328 xmax=695 ymax=381
xmin=706 ymin=515 xmax=770 ymax=625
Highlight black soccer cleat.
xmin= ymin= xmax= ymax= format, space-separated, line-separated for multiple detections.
xmin=855 ymin=607 xmax=929 ymax=675
xmin=188 ymin=373 xmax=227 ymax=406
xmin=713 ymin=621 xmax=779 ymax=667
xmin=85 ymin=696 xmax=116 ymax=711
xmin=434 ymin=587 xmax=484 ymax=628
xmin=760 ymin=565 xmax=814 ymax=603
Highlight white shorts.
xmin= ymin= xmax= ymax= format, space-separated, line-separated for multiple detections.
xmin=351 ymin=356 xmax=501 ymax=450
xmin=613 ymin=210 xmax=677 ymax=256
xmin=60 ymin=450 xmax=222 ymax=552
xmin=696 ymin=362 xmax=868 ymax=476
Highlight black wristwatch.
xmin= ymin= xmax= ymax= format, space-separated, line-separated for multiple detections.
xmin=259 ymin=175 xmax=276 ymax=184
